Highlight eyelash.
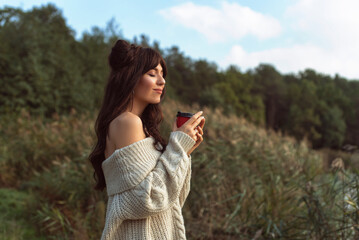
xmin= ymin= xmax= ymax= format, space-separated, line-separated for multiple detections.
xmin=148 ymin=72 xmax=164 ymax=78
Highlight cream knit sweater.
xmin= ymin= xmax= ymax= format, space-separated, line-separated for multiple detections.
xmin=101 ymin=131 xmax=196 ymax=240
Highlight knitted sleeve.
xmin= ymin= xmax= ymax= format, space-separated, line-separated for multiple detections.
xmin=178 ymin=156 xmax=192 ymax=208
xmin=103 ymin=131 xmax=196 ymax=220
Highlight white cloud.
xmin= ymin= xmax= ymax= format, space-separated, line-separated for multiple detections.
xmin=222 ymin=0 xmax=359 ymax=79
xmin=286 ymin=0 xmax=359 ymax=49
xmin=158 ymin=1 xmax=281 ymax=42
xmin=221 ymin=44 xmax=350 ymax=76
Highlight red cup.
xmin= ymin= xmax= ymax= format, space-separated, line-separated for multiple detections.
xmin=176 ymin=111 xmax=194 ymax=128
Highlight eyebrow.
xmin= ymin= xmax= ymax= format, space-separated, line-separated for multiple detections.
xmin=152 ymin=67 xmax=163 ymax=73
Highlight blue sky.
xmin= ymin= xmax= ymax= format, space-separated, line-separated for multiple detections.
xmin=1 ymin=0 xmax=359 ymax=79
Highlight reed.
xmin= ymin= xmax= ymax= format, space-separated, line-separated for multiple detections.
xmin=0 ymin=100 xmax=358 ymax=239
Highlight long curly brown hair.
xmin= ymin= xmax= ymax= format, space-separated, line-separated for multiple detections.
xmin=89 ymin=39 xmax=168 ymax=191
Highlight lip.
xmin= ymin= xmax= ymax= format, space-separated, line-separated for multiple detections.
xmin=154 ymin=89 xmax=163 ymax=94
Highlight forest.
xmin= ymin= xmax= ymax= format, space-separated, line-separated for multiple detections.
xmin=1 ymin=4 xmax=358 ymax=150
xmin=1 ymin=4 xmax=359 ymax=239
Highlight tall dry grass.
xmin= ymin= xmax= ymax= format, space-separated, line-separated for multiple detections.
xmin=0 ymin=98 xmax=358 ymax=239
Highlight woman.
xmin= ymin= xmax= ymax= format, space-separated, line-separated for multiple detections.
xmin=89 ymin=39 xmax=206 ymax=240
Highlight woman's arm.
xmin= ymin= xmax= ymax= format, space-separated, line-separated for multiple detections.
xmin=178 ymin=156 xmax=192 ymax=208
xmin=105 ymin=114 xmax=196 ymax=219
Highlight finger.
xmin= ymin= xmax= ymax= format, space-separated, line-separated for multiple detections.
xmin=189 ymin=111 xmax=203 ymax=124
xmin=194 ymin=116 xmax=205 ymax=127
xmin=198 ymin=126 xmax=203 ymax=135
xmin=196 ymin=116 xmax=205 ymax=126
xmin=195 ymin=126 xmax=201 ymax=134
xmin=199 ymin=118 xmax=205 ymax=128
xmin=197 ymin=131 xmax=203 ymax=141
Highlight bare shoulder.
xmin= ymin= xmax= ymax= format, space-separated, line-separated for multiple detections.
xmin=109 ymin=112 xmax=147 ymax=150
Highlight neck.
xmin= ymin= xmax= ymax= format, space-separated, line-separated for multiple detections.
xmin=126 ymin=99 xmax=148 ymax=117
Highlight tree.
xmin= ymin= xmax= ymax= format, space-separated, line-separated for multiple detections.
xmin=212 ymin=66 xmax=265 ymax=125
xmin=0 ymin=4 xmax=84 ymax=116
xmin=284 ymin=79 xmax=322 ymax=145
xmin=316 ymin=102 xmax=346 ymax=148
xmin=164 ymin=46 xmax=194 ymax=104
xmin=253 ymin=64 xmax=287 ymax=130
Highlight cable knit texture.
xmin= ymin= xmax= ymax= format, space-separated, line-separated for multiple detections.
xmin=101 ymin=131 xmax=196 ymax=240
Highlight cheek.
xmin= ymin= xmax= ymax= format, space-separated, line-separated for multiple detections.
xmin=137 ymin=76 xmax=154 ymax=93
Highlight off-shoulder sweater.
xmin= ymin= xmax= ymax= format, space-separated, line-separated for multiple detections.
xmin=100 ymin=131 xmax=196 ymax=240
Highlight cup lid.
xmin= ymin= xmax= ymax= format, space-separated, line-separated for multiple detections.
xmin=176 ymin=111 xmax=193 ymax=118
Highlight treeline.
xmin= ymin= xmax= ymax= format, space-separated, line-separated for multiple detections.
xmin=1 ymin=4 xmax=358 ymax=149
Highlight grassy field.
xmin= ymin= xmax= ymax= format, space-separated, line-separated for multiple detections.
xmin=1 ymin=98 xmax=358 ymax=239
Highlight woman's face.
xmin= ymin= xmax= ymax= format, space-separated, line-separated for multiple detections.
xmin=134 ymin=63 xmax=165 ymax=105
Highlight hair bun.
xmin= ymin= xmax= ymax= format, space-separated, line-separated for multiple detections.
xmin=109 ymin=40 xmax=141 ymax=70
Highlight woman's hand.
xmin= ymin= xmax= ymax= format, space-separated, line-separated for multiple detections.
xmin=172 ymin=111 xmax=206 ymax=156
xmin=187 ymin=118 xmax=205 ymax=155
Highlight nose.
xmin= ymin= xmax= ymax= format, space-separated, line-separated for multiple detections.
xmin=157 ymin=75 xmax=165 ymax=86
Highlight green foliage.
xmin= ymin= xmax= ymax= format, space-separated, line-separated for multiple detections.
xmin=281 ymin=71 xmax=352 ymax=149
xmin=317 ymin=103 xmax=346 ymax=148
xmin=198 ymin=86 xmax=225 ymax=109
xmin=1 ymin=100 xmax=358 ymax=239
xmin=0 ymin=109 xmax=106 ymax=239
xmin=1 ymin=3 xmax=359 ymax=240
xmin=0 ymin=3 xmax=359 ymax=153
xmin=0 ymin=188 xmax=44 ymax=240
xmin=253 ymin=64 xmax=287 ymax=130
xmin=184 ymin=107 xmax=359 ymax=239
xmin=0 ymin=4 xmax=122 ymax=117
xmin=0 ymin=4 xmax=79 ymax=116
xmin=215 ymin=65 xmax=265 ymax=126
xmin=164 ymin=46 xmax=196 ymax=104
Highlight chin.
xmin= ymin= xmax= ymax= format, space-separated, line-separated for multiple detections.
xmin=148 ymin=99 xmax=161 ymax=105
